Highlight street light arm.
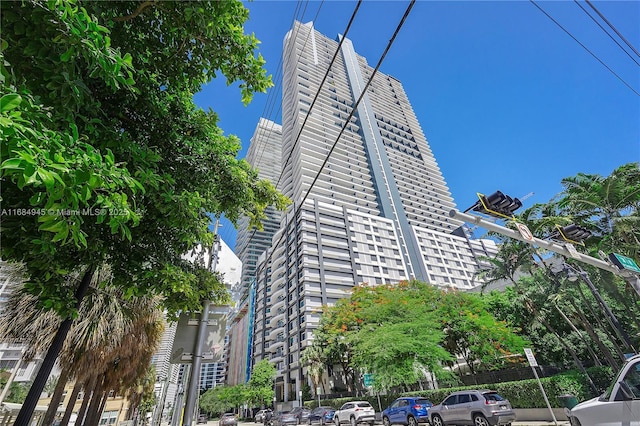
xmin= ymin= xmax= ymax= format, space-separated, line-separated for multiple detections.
xmin=449 ymin=209 xmax=628 ymax=277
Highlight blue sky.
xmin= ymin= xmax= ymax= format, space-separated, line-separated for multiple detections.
xmin=194 ymin=0 xmax=640 ymax=249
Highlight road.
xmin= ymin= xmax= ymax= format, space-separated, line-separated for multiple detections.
xmin=198 ymin=419 xmax=569 ymax=426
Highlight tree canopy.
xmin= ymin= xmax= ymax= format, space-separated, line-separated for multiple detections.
xmin=1 ymin=0 xmax=289 ymax=317
xmin=480 ymin=162 xmax=640 ymax=371
xmin=306 ymin=280 xmax=528 ymax=390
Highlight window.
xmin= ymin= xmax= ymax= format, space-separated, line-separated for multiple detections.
xmin=458 ymin=394 xmax=471 ymax=403
xmin=99 ymin=411 xmax=119 ymax=425
xmin=442 ymin=396 xmax=457 ymax=406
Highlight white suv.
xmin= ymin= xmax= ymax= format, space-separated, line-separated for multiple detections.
xmin=566 ymin=354 xmax=640 ymax=426
xmin=334 ymin=401 xmax=376 ymax=426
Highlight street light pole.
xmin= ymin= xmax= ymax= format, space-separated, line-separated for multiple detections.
xmin=182 ymin=220 xmax=221 ymax=426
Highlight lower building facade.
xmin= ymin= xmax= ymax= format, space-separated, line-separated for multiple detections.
xmin=251 ymin=199 xmax=497 ymax=403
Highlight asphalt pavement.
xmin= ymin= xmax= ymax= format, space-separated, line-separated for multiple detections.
xmin=220 ymin=420 xmax=570 ymax=426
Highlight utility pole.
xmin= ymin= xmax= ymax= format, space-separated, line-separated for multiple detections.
xmin=182 ymin=220 xmax=221 ymax=426
xmin=449 ymin=209 xmax=640 ymax=294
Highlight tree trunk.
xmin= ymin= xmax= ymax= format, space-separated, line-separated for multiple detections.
xmin=60 ymin=381 xmax=82 ymax=426
xmin=535 ymin=313 xmax=599 ymax=396
xmin=87 ymin=391 xmax=109 ymax=426
xmin=574 ymin=281 xmax=627 ymax=360
xmin=43 ymin=369 xmax=70 ymax=426
xmin=14 ymin=265 xmax=96 ymax=426
xmin=571 ymin=308 xmax=620 ymax=371
xmin=553 ymin=302 xmax=602 ymax=367
xmin=83 ymin=376 xmax=104 ymax=426
xmin=76 ymin=377 xmax=96 ymax=426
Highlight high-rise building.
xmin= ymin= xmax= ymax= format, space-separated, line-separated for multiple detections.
xmin=235 ymin=119 xmax=284 ymax=296
xmin=250 ymin=21 xmax=497 ymax=402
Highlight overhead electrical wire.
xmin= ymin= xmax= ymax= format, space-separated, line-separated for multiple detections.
xmin=241 ymin=0 xmax=364 ymax=248
xmin=585 ymin=0 xmax=640 ymax=59
xmin=231 ymin=0 xmax=321 ymax=250
xmin=573 ymin=0 xmax=640 ymax=67
xmin=258 ymin=0 xmax=417 ymax=275
xmin=529 ymin=0 xmax=640 ymax=97
xmin=275 ymin=0 xmax=364 ymax=190
xmin=251 ymin=0 xmax=318 ymax=171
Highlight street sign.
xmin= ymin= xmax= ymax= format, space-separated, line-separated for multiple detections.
xmin=516 ymin=222 xmax=534 ymax=242
xmin=363 ymin=373 xmax=374 ymax=387
xmin=524 ymin=348 xmax=538 ymax=367
xmin=609 ymin=253 xmax=640 ymax=274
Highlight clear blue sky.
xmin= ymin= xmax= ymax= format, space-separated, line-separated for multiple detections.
xmin=193 ymin=0 xmax=640 ymax=249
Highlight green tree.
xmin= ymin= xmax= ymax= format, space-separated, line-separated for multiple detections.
xmin=1 ymin=1 xmax=288 ymax=419
xmin=312 ymin=280 xmax=526 ymax=390
xmin=300 ymin=344 xmax=327 ymax=395
xmin=0 ymin=267 xmax=165 ymax=426
xmin=200 ymin=386 xmax=234 ymax=417
xmin=247 ymin=359 xmax=276 ymax=408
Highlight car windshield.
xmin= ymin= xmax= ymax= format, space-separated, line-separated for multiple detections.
xmin=356 ymin=403 xmax=372 ymax=408
xmin=414 ymin=399 xmax=431 ymax=406
xmin=483 ymin=392 xmax=505 ymax=402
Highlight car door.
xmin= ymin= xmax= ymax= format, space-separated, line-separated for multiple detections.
xmin=454 ymin=393 xmax=472 ymax=423
xmin=386 ymin=399 xmax=402 ymax=424
xmin=338 ymin=403 xmax=352 ymax=424
xmin=395 ymin=399 xmax=410 ymax=424
xmin=438 ymin=395 xmax=457 ymax=423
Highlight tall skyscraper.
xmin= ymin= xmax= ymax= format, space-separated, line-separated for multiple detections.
xmin=235 ymin=119 xmax=284 ymax=296
xmin=250 ymin=21 xmax=497 ymax=402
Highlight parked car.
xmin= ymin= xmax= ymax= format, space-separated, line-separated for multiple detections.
xmin=256 ymin=409 xmax=274 ymax=423
xmin=382 ymin=397 xmax=432 ymax=426
xmin=219 ymin=413 xmax=238 ymax=426
xmin=429 ymin=390 xmax=516 ymax=426
xmin=334 ymin=401 xmax=376 ymax=426
xmin=291 ymin=407 xmax=312 ymax=424
xmin=565 ymin=353 xmax=640 ymax=425
xmin=274 ymin=411 xmax=299 ymax=426
xmin=308 ymin=406 xmax=336 ymax=426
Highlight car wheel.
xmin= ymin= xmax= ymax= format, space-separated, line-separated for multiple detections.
xmin=335 ymin=418 xmax=340 ymax=426
xmin=407 ymin=416 xmax=417 ymax=426
xmin=473 ymin=414 xmax=489 ymax=426
xmin=382 ymin=417 xmax=391 ymax=426
xmin=430 ymin=415 xmax=443 ymax=426
xmin=350 ymin=417 xmax=356 ymax=426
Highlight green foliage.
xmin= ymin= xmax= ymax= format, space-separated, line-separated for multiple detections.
xmin=200 ymin=386 xmax=238 ymax=416
xmin=311 ymin=280 xmax=527 ymax=390
xmin=247 ymin=359 xmax=276 ymax=407
xmin=6 ymin=381 xmax=31 ymax=404
xmin=312 ymin=366 xmax=614 ymax=410
xmin=1 ymin=0 xmax=288 ymax=318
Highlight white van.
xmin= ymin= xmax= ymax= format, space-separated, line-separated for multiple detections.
xmin=565 ymin=354 xmax=640 ymax=426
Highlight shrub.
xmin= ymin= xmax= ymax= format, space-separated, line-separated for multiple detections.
xmin=308 ymin=366 xmax=614 ymax=410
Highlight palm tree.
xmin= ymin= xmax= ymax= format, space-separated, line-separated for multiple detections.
xmin=0 ymin=262 xmax=165 ymax=426
xmin=300 ymin=343 xmax=327 ymax=395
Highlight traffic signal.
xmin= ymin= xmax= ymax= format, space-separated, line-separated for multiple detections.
xmin=554 ymin=224 xmax=591 ymax=244
xmin=470 ymin=191 xmax=523 ymax=219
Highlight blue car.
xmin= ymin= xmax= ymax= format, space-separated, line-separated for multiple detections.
xmin=308 ymin=407 xmax=335 ymax=426
xmin=382 ymin=397 xmax=432 ymax=426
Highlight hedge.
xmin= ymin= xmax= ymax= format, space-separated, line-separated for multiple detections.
xmin=305 ymin=366 xmax=613 ymax=410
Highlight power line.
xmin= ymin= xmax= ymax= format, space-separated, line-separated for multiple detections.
xmin=261 ymin=0 xmax=416 ymax=276
xmin=241 ymin=1 xmax=364 ymax=249
xmin=276 ymin=1 xmax=364 ymax=190
xmin=530 ymin=0 xmax=640 ymax=97
xmin=585 ymin=0 xmax=640 ymax=59
xmin=573 ymin=0 xmax=640 ymax=67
